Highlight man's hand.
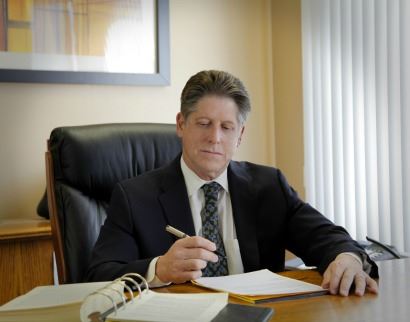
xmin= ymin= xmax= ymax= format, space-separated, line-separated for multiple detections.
xmin=321 ymin=253 xmax=378 ymax=296
xmin=155 ymin=236 xmax=218 ymax=283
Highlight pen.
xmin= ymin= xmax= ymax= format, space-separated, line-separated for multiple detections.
xmin=165 ymin=225 xmax=189 ymax=238
xmin=165 ymin=225 xmax=227 ymax=259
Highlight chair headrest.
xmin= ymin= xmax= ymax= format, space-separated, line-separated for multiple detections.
xmin=49 ymin=123 xmax=182 ymax=201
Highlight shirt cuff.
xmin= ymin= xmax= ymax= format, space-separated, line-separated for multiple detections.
xmin=145 ymin=257 xmax=171 ymax=288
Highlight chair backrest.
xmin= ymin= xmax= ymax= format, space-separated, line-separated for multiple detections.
xmin=45 ymin=123 xmax=182 ymax=284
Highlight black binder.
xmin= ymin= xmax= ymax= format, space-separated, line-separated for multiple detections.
xmin=212 ymin=303 xmax=274 ymax=322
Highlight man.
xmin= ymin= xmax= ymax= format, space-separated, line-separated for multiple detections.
xmin=87 ymin=70 xmax=378 ymax=296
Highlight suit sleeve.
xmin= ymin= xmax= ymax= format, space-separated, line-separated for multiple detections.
xmin=85 ymin=183 xmax=153 ymax=282
xmin=277 ymin=170 xmax=378 ymax=277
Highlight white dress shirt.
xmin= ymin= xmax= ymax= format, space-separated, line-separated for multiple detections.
xmin=179 ymin=157 xmax=245 ymax=275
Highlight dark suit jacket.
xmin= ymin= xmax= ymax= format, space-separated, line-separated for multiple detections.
xmin=86 ymin=157 xmax=377 ymax=281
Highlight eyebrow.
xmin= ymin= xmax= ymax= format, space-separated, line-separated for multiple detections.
xmin=195 ymin=117 xmax=236 ymax=125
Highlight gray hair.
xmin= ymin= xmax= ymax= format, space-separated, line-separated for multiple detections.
xmin=180 ymin=70 xmax=251 ymax=124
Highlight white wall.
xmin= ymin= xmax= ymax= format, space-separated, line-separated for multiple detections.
xmin=0 ymin=0 xmax=275 ymax=220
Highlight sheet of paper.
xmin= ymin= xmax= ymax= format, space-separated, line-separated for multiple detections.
xmin=107 ymin=291 xmax=228 ymax=322
xmin=194 ymin=269 xmax=325 ymax=296
xmin=0 ymin=282 xmax=110 ymax=311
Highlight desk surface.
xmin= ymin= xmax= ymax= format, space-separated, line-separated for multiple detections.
xmin=0 ymin=218 xmax=51 ymax=240
xmin=157 ymin=258 xmax=410 ymax=322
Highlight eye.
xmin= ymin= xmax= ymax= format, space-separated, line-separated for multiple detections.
xmin=197 ymin=121 xmax=210 ymax=127
xmin=222 ymin=124 xmax=234 ymax=131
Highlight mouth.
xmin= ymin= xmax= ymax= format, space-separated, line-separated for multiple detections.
xmin=200 ymin=149 xmax=223 ymax=156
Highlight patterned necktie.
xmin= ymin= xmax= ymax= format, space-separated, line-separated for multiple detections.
xmin=200 ymin=182 xmax=228 ymax=277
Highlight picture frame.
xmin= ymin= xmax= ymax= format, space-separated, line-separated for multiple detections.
xmin=0 ymin=0 xmax=170 ymax=86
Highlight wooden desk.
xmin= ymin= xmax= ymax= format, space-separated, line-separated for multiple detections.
xmin=0 ymin=219 xmax=54 ymax=305
xmin=157 ymin=258 xmax=410 ymax=322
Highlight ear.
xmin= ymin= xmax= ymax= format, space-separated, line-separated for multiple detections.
xmin=237 ymin=126 xmax=245 ymax=147
xmin=176 ymin=112 xmax=185 ymax=138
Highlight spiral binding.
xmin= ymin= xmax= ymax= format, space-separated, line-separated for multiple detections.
xmin=80 ymin=273 xmax=149 ymax=322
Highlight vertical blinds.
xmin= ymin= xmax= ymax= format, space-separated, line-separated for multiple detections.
xmin=301 ymin=0 xmax=410 ymax=252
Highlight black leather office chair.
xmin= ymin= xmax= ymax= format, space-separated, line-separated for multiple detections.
xmin=44 ymin=123 xmax=182 ymax=284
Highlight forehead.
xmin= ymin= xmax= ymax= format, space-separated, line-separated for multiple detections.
xmin=191 ymin=95 xmax=240 ymax=122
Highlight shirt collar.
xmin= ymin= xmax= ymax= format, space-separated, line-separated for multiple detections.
xmin=180 ymin=156 xmax=229 ymax=197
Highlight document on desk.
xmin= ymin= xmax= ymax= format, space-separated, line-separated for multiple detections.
xmin=0 ymin=282 xmax=112 ymax=322
xmin=106 ymin=292 xmax=228 ymax=322
xmin=193 ymin=269 xmax=327 ymax=303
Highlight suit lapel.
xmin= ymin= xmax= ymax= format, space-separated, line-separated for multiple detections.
xmin=158 ymin=158 xmax=196 ymax=236
xmin=228 ymin=162 xmax=260 ymax=272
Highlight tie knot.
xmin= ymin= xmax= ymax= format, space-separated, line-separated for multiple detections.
xmin=201 ymin=182 xmax=222 ymax=199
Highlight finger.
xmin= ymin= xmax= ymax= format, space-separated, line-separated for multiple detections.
xmin=183 ymin=248 xmax=218 ymax=263
xmin=321 ymin=268 xmax=331 ymax=289
xmin=339 ymin=269 xmax=358 ymax=296
xmin=365 ymin=276 xmax=379 ymax=294
xmin=169 ymin=259 xmax=209 ymax=283
xmin=179 ymin=258 xmax=208 ymax=271
xmin=177 ymin=236 xmax=217 ymax=252
xmin=353 ymin=272 xmax=367 ymax=296
xmin=328 ymin=263 xmax=344 ymax=295
xmin=157 ymin=257 xmax=205 ymax=283
xmin=171 ymin=269 xmax=204 ymax=283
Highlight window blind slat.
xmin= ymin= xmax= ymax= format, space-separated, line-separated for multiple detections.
xmin=341 ymin=0 xmax=357 ymax=235
xmin=321 ymin=0 xmax=334 ymax=220
xmin=374 ymin=0 xmax=391 ymax=244
xmin=314 ymin=0 xmax=326 ymax=213
xmin=330 ymin=0 xmax=346 ymax=226
xmin=301 ymin=0 xmax=316 ymax=205
xmin=362 ymin=0 xmax=380 ymax=239
xmin=400 ymin=0 xmax=410 ymax=252
xmin=352 ymin=0 xmax=367 ymax=239
xmin=387 ymin=0 xmax=404 ymax=250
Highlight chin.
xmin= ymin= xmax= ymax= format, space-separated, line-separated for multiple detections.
xmin=199 ymin=165 xmax=225 ymax=178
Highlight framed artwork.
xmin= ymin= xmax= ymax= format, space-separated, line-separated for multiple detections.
xmin=0 ymin=0 xmax=170 ymax=85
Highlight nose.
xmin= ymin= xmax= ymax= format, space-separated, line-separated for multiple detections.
xmin=208 ymin=126 xmax=222 ymax=144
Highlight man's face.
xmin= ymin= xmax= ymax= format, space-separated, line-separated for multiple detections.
xmin=176 ymin=95 xmax=245 ymax=180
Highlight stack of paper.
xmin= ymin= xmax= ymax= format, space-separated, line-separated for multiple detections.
xmin=192 ymin=269 xmax=327 ymax=303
